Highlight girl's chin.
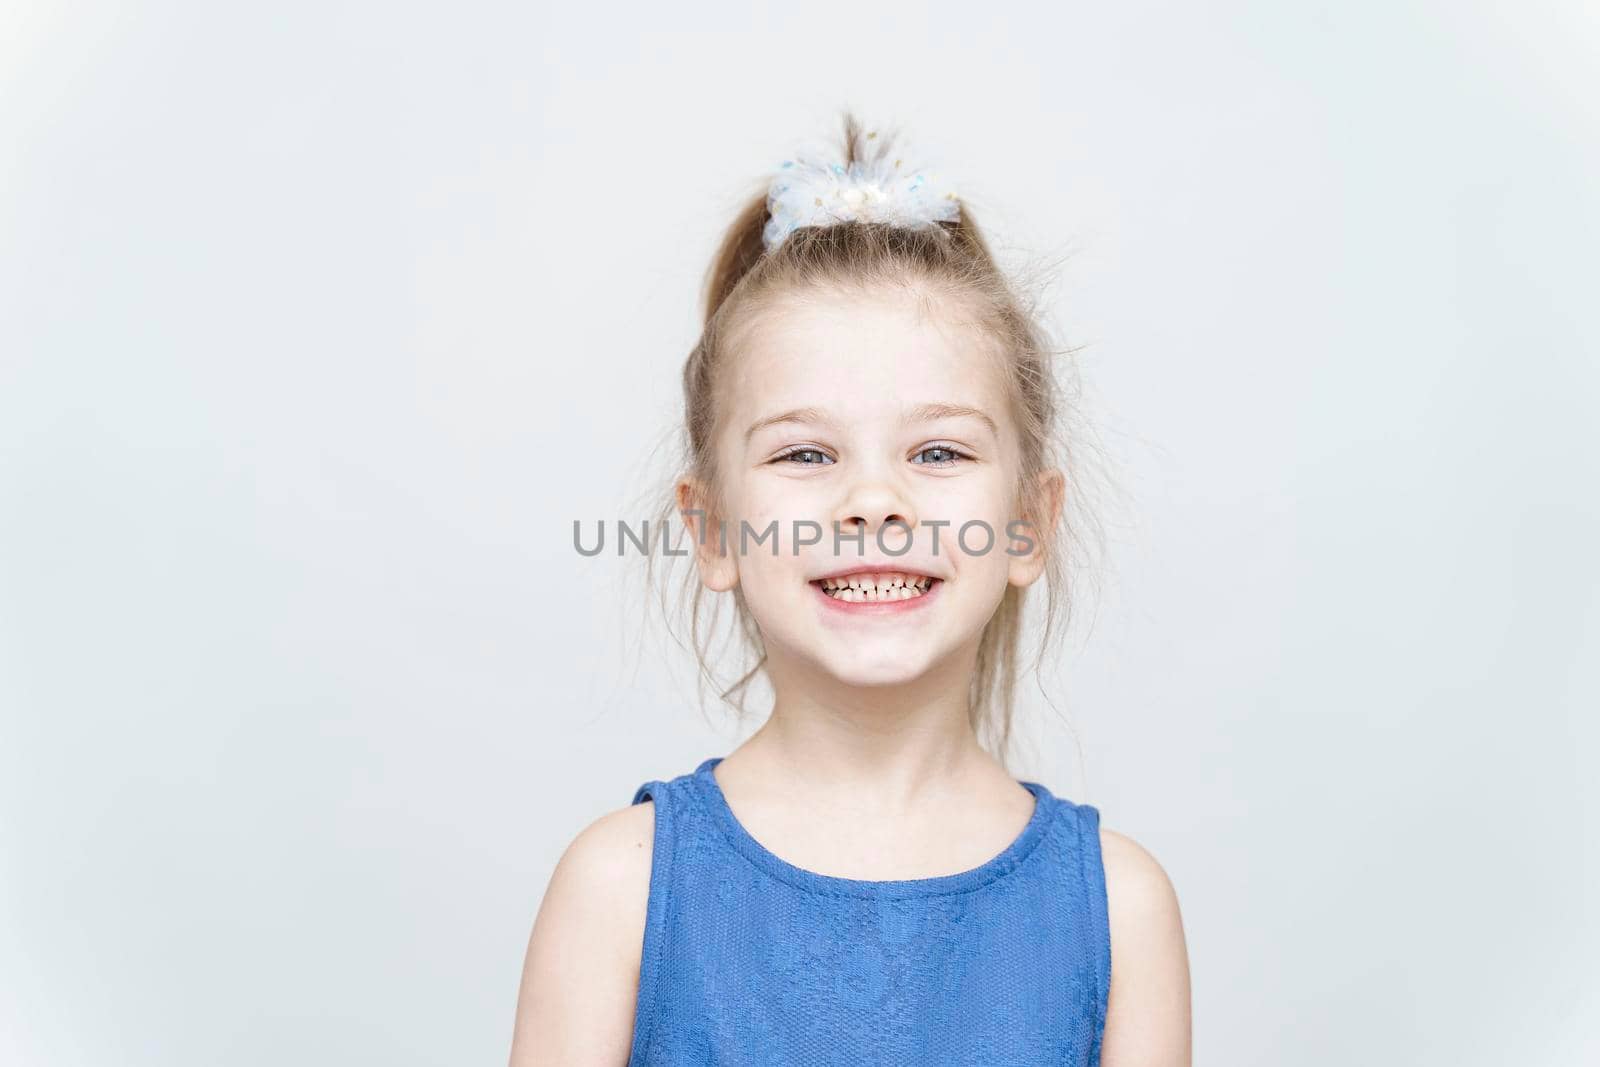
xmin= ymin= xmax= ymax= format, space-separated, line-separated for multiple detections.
xmin=811 ymin=650 xmax=942 ymax=689
xmin=819 ymin=672 xmax=932 ymax=691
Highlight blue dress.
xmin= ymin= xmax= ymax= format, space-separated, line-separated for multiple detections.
xmin=626 ymin=757 xmax=1112 ymax=1065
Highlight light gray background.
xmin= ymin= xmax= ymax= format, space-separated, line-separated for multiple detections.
xmin=2 ymin=2 xmax=1595 ymax=1064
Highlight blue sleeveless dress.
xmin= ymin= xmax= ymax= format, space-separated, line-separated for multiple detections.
xmin=626 ymin=757 xmax=1112 ymax=1066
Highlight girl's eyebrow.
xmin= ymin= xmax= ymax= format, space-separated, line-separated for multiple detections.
xmin=744 ymin=403 xmax=998 ymax=443
xmin=744 ymin=406 xmax=838 ymax=443
xmin=905 ymin=402 xmax=999 ymax=439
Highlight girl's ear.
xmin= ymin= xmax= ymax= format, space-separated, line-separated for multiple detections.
xmin=676 ymin=477 xmax=740 ymax=592
xmin=1007 ymin=468 xmax=1066 ymax=588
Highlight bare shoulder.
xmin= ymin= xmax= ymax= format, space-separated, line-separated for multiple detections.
xmin=507 ymin=801 xmax=657 ymax=1067
xmin=1097 ymin=826 xmax=1193 ymax=1067
xmin=551 ymin=800 xmax=658 ymax=899
xmin=1099 ymin=827 xmax=1182 ymax=916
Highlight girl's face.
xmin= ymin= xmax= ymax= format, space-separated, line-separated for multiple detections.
xmin=686 ymin=287 xmax=1056 ymax=692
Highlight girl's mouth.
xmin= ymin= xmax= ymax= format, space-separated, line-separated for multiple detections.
xmin=809 ymin=572 xmax=943 ymax=614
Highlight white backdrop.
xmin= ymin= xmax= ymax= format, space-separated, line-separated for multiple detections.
xmin=2 ymin=2 xmax=1595 ymax=1064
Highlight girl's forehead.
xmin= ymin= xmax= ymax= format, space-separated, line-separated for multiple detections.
xmin=730 ymin=289 xmax=1004 ymax=399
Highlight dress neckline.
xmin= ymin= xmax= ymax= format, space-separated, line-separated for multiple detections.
xmin=692 ymin=756 xmax=1056 ymax=900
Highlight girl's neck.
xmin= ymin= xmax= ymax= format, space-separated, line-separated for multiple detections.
xmin=721 ymin=642 xmax=1014 ymax=815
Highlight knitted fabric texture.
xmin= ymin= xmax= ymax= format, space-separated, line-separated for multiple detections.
xmin=626 ymin=757 xmax=1112 ymax=1065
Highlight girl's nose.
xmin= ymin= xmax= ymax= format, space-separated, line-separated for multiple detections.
xmin=835 ymin=483 xmax=917 ymax=546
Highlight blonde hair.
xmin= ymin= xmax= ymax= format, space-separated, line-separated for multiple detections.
xmin=639 ymin=112 xmax=1111 ymax=767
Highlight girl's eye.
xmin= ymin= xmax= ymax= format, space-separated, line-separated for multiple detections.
xmin=770 ymin=444 xmax=973 ymax=467
xmin=913 ymin=444 xmax=973 ymax=467
xmin=771 ymin=447 xmax=833 ymax=466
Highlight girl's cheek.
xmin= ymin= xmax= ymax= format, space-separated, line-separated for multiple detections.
xmin=745 ymin=492 xmax=818 ymax=542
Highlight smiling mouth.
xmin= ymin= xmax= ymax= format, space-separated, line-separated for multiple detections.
xmin=810 ymin=573 xmax=942 ymax=603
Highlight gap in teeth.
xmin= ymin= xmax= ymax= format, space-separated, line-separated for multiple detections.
xmin=818 ymin=573 xmax=935 ymax=601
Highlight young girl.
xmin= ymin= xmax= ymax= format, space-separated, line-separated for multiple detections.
xmin=510 ymin=115 xmax=1191 ymax=1066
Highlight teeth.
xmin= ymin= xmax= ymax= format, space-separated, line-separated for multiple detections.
xmin=816 ymin=572 xmax=937 ymax=602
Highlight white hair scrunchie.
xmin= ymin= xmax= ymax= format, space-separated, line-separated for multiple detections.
xmin=761 ymin=130 xmax=961 ymax=252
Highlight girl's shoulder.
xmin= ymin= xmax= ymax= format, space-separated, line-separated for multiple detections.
xmin=545 ymin=760 xmax=692 ymax=888
xmin=509 ymin=799 xmax=657 ymax=1064
xmin=1098 ymin=825 xmax=1176 ymax=888
xmin=1097 ymin=824 xmax=1183 ymax=930
xmin=544 ymin=795 xmax=660 ymax=937
xmin=557 ymin=799 xmax=659 ymax=886
xmin=1094 ymin=824 xmax=1192 ymax=1062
